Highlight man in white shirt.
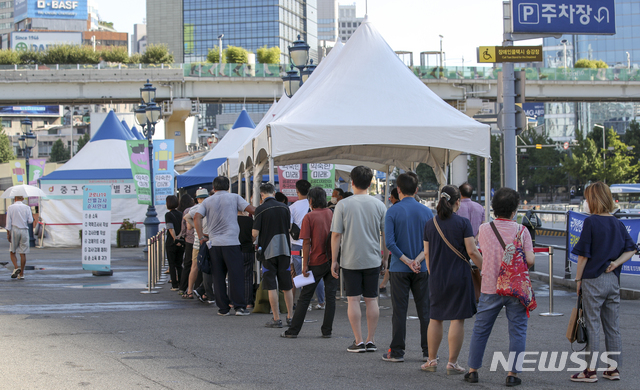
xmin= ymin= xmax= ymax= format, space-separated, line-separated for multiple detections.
xmin=6 ymin=196 xmax=33 ymax=279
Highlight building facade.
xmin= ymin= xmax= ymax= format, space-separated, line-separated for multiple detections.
xmin=0 ymin=1 xmax=13 ymax=45
xmin=338 ymin=3 xmax=363 ymax=43
xmin=542 ymin=0 xmax=640 ymax=140
xmin=317 ymin=0 xmax=337 ymax=59
xmin=132 ymin=23 xmax=147 ymax=54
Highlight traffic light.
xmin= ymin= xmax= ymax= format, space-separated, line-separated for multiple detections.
xmin=515 ymin=70 xmax=526 ymax=135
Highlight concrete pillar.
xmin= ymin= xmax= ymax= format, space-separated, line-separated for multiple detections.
xmin=163 ymin=98 xmax=191 ymax=155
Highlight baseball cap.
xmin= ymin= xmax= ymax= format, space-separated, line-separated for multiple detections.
xmin=196 ymin=188 xmax=208 ymax=198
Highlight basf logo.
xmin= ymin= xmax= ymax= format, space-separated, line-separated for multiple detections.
xmin=14 ymin=0 xmax=88 ymax=22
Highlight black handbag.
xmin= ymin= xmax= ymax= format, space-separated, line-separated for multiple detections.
xmin=197 ymin=244 xmax=211 ymax=274
xmin=290 ymin=223 xmax=301 ymax=241
xmin=571 ymin=293 xmax=588 ymax=351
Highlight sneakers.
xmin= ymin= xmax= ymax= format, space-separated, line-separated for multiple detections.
xmin=381 ymin=350 xmax=404 ymax=362
xmin=365 ymin=342 xmax=377 ymax=352
xmin=17 ymin=275 xmax=24 ymax=280
xmin=265 ymin=319 xmax=283 ymax=328
xmin=347 ymin=341 xmax=366 ymax=353
xmin=235 ymin=308 xmax=250 ymax=316
xmin=11 ymin=269 xmax=20 ymax=279
xmin=217 ymin=311 xmax=231 ymax=316
xmin=464 ymin=371 xmax=479 ymax=383
xmin=570 ymin=369 xmax=598 ymax=383
xmin=603 ymin=368 xmax=620 ymax=381
xmin=314 ymin=303 xmax=326 ymax=310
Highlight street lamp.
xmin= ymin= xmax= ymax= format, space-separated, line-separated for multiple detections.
xmin=561 ymin=39 xmax=568 ymax=69
xmin=439 ymin=35 xmax=444 ymax=70
xmin=19 ymin=117 xmax=37 ymax=247
xmin=594 ymin=124 xmax=606 ymax=177
xmin=282 ymin=35 xmax=315 ymax=98
xmin=218 ymin=34 xmax=224 ymax=64
xmin=135 ymin=80 xmax=161 ymax=240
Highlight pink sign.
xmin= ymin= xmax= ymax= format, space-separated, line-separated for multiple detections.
xmin=277 ymin=165 xmax=302 ymax=203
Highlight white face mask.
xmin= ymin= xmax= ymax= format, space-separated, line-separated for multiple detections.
xmin=331 ymin=197 xmax=337 ymax=204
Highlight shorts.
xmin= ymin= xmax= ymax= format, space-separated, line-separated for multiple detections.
xmin=262 ymin=255 xmax=293 ymax=291
xmin=343 ymin=266 xmax=380 ymax=298
xmin=10 ymin=228 xmax=30 ymax=254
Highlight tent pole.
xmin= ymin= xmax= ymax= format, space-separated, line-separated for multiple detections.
xmin=485 ymin=156 xmax=491 ymax=222
xmin=267 ymin=125 xmax=274 ymax=185
xmin=244 ymin=170 xmax=251 ymax=203
xmin=384 ymin=166 xmax=391 ymax=207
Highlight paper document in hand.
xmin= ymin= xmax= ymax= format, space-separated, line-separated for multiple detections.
xmin=293 ymin=271 xmax=315 ymax=287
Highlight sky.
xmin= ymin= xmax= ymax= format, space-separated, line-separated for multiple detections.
xmin=93 ymin=0 xmax=539 ymax=65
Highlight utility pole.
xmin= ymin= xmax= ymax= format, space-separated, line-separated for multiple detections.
xmin=502 ymin=2 xmax=517 ymax=190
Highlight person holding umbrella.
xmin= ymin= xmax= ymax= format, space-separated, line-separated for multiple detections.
xmin=6 ymin=195 xmax=33 ymax=279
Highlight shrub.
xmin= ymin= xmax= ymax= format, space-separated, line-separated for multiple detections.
xmin=225 ymin=45 xmax=248 ymax=64
xmin=128 ymin=52 xmax=143 ymax=64
xmin=101 ymin=46 xmax=129 ymax=63
xmin=0 ymin=49 xmax=21 ymax=65
xmin=206 ymin=45 xmax=227 ymax=63
xmin=69 ymin=46 xmax=100 ymax=64
xmin=594 ymin=60 xmax=608 ymax=69
xmin=142 ymin=44 xmax=174 ymax=64
xmin=574 ymin=58 xmax=596 ymax=69
xmin=256 ymin=46 xmax=280 ymax=64
xmin=19 ymin=50 xmax=43 ymax=65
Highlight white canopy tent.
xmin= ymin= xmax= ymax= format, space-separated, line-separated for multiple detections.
xmin=245 ymin=17 xmax=491 ymax=208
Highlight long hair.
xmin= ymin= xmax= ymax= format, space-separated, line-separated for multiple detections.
xmin=437 ymin=185 xmax=461 ymax=220
xmin=178 ymin=194 xmax=194 ymax=212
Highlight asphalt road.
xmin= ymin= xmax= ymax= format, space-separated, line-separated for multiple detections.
xmin=0 ymin=245 xmax=639 ymax=389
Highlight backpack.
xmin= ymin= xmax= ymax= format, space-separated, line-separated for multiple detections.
xmin=490 ymin=222 xmax=537 ymax=317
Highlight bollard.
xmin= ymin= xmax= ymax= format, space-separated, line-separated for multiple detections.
xmin=540 ymin=247 xmax=563 ymax=316
xmin=141 ymin=238 xmax=158 ymax=294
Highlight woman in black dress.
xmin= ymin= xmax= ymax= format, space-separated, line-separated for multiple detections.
xmin=421 ymin=185 xmax=483 ymax=374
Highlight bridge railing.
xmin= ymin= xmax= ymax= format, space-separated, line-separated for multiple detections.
xmin=1 ymin=62 xmax=638 ymax=82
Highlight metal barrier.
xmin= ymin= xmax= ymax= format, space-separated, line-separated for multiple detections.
xmin=140 ymin=229 xmax=167 ymax=294
xmin=534 ymin=247 xmax=563 ymax=317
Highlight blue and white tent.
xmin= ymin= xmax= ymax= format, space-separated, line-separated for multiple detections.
xmin=39 ymin=111 xmax=168 ymax=247
xmin=177 ymin=109 xmax=256 ymax=188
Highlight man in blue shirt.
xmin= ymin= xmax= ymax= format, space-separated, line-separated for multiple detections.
xmin=382 ymin=172 xmax=434 ymax=362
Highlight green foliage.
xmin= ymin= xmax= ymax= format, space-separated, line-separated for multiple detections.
xmin=99 ymin=20 xmax=114 ymax=29
xmin=41 ymin=44 xmax=74 ymax=64
xmin=119 ymin=218 xmax=138 ymax=230
xmin=49 ymin=139 xmax=70 ymax=162
xmin=574 ymin=58 xmax=609 ymax=69
xmin=129 ymin=52 xmax=143 ymax=64
xmin=623 ymin=120 xmax=640 ymax=165
xmin=0 ymin=49 xmax=20 ymax=65
xmin=76 ymin=133 xmax=90 ymax=152
xmin=416 ymin=163 xmax=440 ymax=191
xmin=517 ymin=128 xmax=566 ymax=195
xmin=101 ymin=47 xmax=129 ymax=63
xmin=225 ymin=45 xmax=249 ymax=64
xmin=468 ymin=135 xmax=502 ymax=191
xmin=142 ymin=44 xmax=175 ymax=64
xmin=0 ymin=127 xmax=15 ymax=163
xmin=256 ymin=46 xmax=280 ymax=64
xmin=206 ymin=46 xmax=227 ymax=63
xmin=593 ymin=60 xmax=608 ymax=69
xmin=69 ymin=46 xmax=101 ymax=64
xmin=19 ymin=50 xmax=44 ymax=65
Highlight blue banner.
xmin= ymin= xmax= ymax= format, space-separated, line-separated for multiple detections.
xmin=0 ymin=105 xmax=60 ymax=115
xmin=568 ymin=211 xmax=640 ymax=275
xmin=153 ymin=140 xmax=174 ymax=206
xmin=14 ymin=0 xmax=88 ymax=22
xmin=512 ymin=0 xmax=616 ymax=35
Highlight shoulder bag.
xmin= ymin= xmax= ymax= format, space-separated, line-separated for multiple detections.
xmin=489 ymin=222 xmax=537 ymax=316
xmin=433 ymin=217 xmax=482 ymax=302
xmin=566 ymin=292 xmax=588 ymax=350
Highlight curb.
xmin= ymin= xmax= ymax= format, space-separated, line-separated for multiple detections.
xmin=530 ymin=271 xmax=640 ymax=300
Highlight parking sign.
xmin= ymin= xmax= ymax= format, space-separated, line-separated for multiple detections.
xmin=512 ymin=0 xmax=616 ymax=35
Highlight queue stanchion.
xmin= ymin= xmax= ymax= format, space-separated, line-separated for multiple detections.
xmin=156 ymin=232 xmax=167 ymax=285
xmin=141 ymin=238 xmax=158 ymax=294
xmin=538 ymin=246 xmax=563 ymax=317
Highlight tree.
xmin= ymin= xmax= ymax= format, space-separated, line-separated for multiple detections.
xmin=206 ymin=46 xmax=227 ymax=63
xmin=101 ymin=47 xmax=129 ymax=63
xmin=516 ymin=128 xmax=566 ymax=196
xmin=128 ymin=53 xmax=143 ymax=64
xmin=257 ymin=46 xmax=280 ymax=64
xmin=142 ymin=44 xmax=174 ymax=64
xmin=76 ymin=133 xmax=90 ymax=152
xmin=49 ymin=139 xmax=70 ymax=162
xmin=416 ymin=163 xmax=440 ymax=191
xmin=623 ymin=120 xmax=640 ymax=165
xmin=0 ymin=49 xmax=21 ymax=65
xmin=0 ymin=127 xmax=15 ymax=163
xmin=574 ymin=58 xmax=608 ymax=69
xmin=468 ymin=134 xmax=502 ymax=191
xmin=225 ymin=45 xmax=248 ymax=63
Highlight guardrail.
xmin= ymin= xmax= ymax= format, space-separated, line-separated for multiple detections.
xmin=141 ymin=229 xmax=167 ymax=294
xmin=1 ymin=63 xmax=638 ymax=82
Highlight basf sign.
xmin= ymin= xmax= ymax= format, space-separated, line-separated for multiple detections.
xmin=14 ymin=0 xmax=88 ymax=22
xmin=11 ymin=32 xmax=82 ymax=52
xmin=512 ymin=0 xmax=616 ymax=35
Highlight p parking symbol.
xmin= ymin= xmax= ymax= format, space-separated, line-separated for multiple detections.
xmin=519 ymin=3 xmax=539 ymax=24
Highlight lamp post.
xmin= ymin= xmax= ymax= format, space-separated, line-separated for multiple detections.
xmin=19 ymin=117 xmax=37 ymax=247
xmin=439 ymin=34 xmax=444 ymax=70
xmin=218 ymin=34 xmax=224 ymax=64
xmin=561 ymin=39 xmax=568 ymax=69
xmin=135 ymin=80 xmax=162 ymax=240
xmin=281 ymin=35 xmax=315 ymax=98
xmin=594 ymin=124 xmax=606 ymax=179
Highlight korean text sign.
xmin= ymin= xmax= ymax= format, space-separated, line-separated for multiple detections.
xmin=153 ymin=140 xmax=174 ymax=206
xmin=126 ymin=140 xmax=151 ymax=206
xmin=277 ymin=165 xmax=302 ymax=203
xmin=82 ymin=185 xmax=111 ymax=272
xmin=512 ymin=0 xmax=616 ymax=35
xmin=308 ymin=163 xmax=335 ymax=201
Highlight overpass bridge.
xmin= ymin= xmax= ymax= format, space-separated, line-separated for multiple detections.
xmin=1 ymin=64 xmax=639 ymax=105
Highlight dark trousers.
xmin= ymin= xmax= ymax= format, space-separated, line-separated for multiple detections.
xmin=195 ymin=271 xmax=215 ymax=302
xmin=243 ymin=251 xmax=255 ymax=306
xmin=389 ymin=272 xmax=430 ymax=358
xmin=287 ymin=262 xmax=339 ymax=336
xmin=210 ymin=245 xmax=245 ymax=312
xmin=178 ymin=242 xmax=194 ymax=292
xmin=166 ymin=243 xmax=185 ymax=289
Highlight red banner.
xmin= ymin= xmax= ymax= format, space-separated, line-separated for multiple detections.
xmin=277 ymin=165 xmax=302 ymax=203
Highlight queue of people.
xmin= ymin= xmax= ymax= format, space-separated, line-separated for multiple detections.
xmin=162 ymin=170 xmax=631 ymax=387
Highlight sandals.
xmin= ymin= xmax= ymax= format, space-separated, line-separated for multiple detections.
xmin=603 ymin=368 xmax=620 ymax=381
xmin=446 ymin=362 xmax=465 ymax=375
xmin=181 ymin=292 xmax=194 ymax=299
xmin=420 ymin=358 xmax=438 ymax=372
xmin=570 ymin=369 xmax=598 ymax=383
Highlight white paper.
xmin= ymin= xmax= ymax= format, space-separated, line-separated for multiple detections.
xmin=293 ymin=271 xmax=315 ymax=287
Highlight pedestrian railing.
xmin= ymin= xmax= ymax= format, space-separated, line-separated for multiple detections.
xmin=140 ymin=229 xmax=167 ymax=294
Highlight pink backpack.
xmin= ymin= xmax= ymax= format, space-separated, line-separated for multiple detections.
xmin=490 ymin=222 xmax=537 ymax=317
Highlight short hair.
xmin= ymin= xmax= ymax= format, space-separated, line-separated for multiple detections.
xmin=308 ymin=186 xmax=328 ymax=209
xmin=166 ymin=195 xmax=179 ymax=210
xmin=390 ymin=188 xmax=399 ymax=200
xmin=260 ymin=182 xmax=276 ymax=195
xmin=491 ymin=188 xmax=520 ymax=219
xmin=437 ymin=185 xmax=461 ymax=220
xmin=459 ymin=182 xmax=473 ymax=198
xmin=584 ymin=181 xmax=615 ymax=215
xmin=295 ymin=180 xmax=311 ymax=196
xmin=212 ymin=176 xmax=230 ymax=191
xmin=350 ymin=166 xmax=373 ymax=190
xmin=343 ymin=191 xmax=353 ymax=198
xmin=178 ymin=194 xmax=194 ymax=212
xmin=333 ymin=188 xmax=344 ymax=197
xmin=396 ymin=172 xmax=418 ymax=196
xmin=275 ymin=191 xmax=288 ymax=204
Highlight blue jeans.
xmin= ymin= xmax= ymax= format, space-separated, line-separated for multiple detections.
xmin=292 ymin=244 xmax=325 ymax=304
xmin=468 ymin=294 xmax=528 ymax=373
